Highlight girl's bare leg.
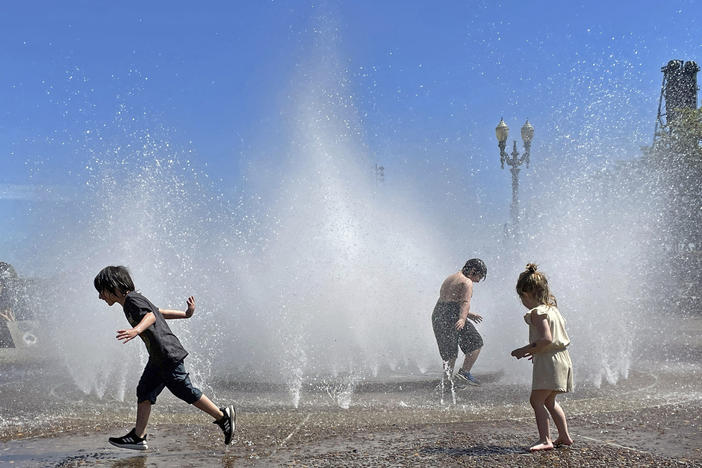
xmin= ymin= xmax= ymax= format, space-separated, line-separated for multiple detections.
xmin=529 ymin=390 xmax=554 ymax=451
xmin=545 ymin=392 xmax=573 ymax=446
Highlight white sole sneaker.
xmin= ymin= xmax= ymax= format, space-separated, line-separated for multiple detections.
xmin=229 ymin=405 xmax=237 ymax=435
xmin=108 ymin=433 xmax=148 ymax=450
xmin=216 ymin=405 xmax=237 ymax=445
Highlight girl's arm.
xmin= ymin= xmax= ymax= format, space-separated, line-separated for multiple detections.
xmin=116 ymin=312 xmax=156 ymax=343
xmin=510 ymin=311 xmax=552 ymax=359
xmin=160 ymin=296 xmax=196 ymax=319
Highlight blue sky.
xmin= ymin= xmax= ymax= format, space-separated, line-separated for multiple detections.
xmin=1 ymin=1 xmax=701 ymax=274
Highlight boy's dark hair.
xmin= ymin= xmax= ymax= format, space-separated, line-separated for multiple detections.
xmin=94 ymin=266 xmax=135 ymax=295
xmin=462 ymin=258 xmax=487 ymax=280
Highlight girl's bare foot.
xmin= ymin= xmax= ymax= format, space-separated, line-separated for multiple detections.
xmin=529 ymin=440 xmax=554 ymax=452
xmin=553 ymin=437 xmax=573 ymax=447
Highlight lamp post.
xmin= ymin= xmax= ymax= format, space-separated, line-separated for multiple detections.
xmin=495 ymin=118 xmax=534 ymax=241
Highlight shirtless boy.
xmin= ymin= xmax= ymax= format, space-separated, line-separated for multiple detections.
xmin=431 ymin=258 xmax=487 ymax=386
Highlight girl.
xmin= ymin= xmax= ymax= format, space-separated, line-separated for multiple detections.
xmin=510 ymin=263 xmax=573 ymax=452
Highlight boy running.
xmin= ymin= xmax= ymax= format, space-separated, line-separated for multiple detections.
xmin=94 ymin=265 xmax=235 ymax=450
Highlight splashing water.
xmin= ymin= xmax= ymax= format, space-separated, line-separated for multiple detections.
xmin=17 ymin=14 xmax=667 ymax=409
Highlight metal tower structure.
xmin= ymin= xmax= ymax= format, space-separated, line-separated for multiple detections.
xmin=653 ymin=59 xmax=699 ymax=145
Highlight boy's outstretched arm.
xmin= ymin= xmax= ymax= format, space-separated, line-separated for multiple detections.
xmin=117 ymin=312 xmax=155 ymax=343
xmin=160 ymin=296 xmax=196 ymax=319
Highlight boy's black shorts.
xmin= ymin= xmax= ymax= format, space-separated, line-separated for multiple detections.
xmin=136 ymin=359 xmax=202 ymax=405
xmin=432 ymin=302 xmax=483 ymax=361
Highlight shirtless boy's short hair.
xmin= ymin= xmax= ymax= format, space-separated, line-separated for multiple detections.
xmin=462 ymin=258 xmax=487 ymax=280
xmin=94 ymin=265 xmax=135 ymax=295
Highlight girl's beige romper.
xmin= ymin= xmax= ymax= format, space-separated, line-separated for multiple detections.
xmin=524 ymin=304 xmax=573 ymax=393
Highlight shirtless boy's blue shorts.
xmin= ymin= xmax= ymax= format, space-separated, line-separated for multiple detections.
xmin=136 ymin=359 xmax=202 ymax=405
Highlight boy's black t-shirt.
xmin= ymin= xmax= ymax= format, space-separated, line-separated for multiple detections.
xmin=123 ymin=291 xmax=188 ymax=368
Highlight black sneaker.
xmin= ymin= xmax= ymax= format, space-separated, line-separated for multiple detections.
xmin=108 ymin=428 xmax=148 ymax=450
xmin=213 ymin=405 xmax=236 ymax=445
xmin=455 ymin=369 xmax=481 ymax=386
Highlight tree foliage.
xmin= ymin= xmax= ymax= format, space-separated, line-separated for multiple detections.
xmin=651 ymin=107 xmax=702 ymax=165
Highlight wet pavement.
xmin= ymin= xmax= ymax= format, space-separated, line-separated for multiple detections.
xmin=1 ymin=317 xmax=701 ymax=467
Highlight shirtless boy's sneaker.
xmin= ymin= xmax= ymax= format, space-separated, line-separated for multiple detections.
xmin=455 ymin=369 xmax=481 ymax=386
xmin=214 ymin=405 xmax=236 ymax=445
xmin=108 ymin=428 xmax=148 ymax=450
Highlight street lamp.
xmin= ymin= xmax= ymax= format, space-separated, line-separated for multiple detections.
xmin=495 ymin=118 xmax=534 ymax=241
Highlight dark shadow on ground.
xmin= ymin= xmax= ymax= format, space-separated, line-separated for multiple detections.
xmin=421 ymin=444 xmax=525 ymax=457
xmin=109 ymin=455 xmax=147 ymax=468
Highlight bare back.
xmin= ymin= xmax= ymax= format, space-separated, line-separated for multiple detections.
xmin=438 ymin=272 xmax=473 ymax=303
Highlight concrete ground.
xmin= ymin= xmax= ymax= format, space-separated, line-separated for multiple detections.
xmin=2 ymin=316 xmax=701 ymax=467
